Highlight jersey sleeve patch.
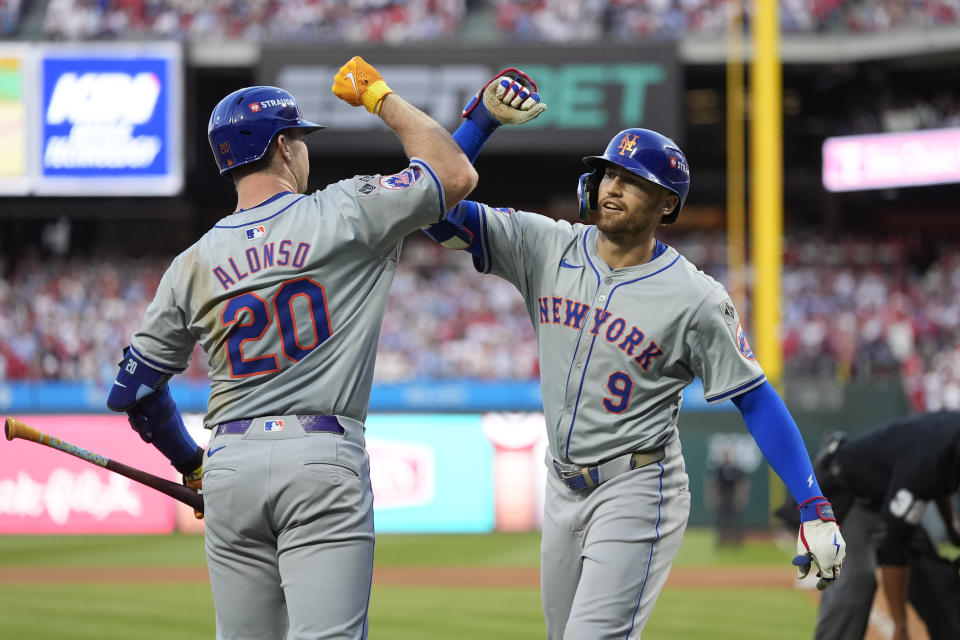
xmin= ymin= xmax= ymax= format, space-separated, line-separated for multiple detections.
xmin=354 ymin=174 xmax=379 ymax=197
xmin=736 ymin=322 xmax=755 ymax=360
xmin=720 ymin=300 xmax=737 ymax=325
xmin=379 ymin=166 xmax=422 ymax=190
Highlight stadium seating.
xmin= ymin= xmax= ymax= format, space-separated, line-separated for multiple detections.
xmin=31 ymin=0 xmax=960 ymax=42
xmin=4 ymin=232 xmax=960 ymax=413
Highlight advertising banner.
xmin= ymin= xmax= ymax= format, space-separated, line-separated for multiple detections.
xmin=365 ymin=413 xmax=495 ymax=533
xmin=0 ymin=44 xmax=30 ymax=195
xmin=175 ymin=412 xmax=500 ymax=535
xmin=0 ymin=415 xmax=177 ymax=534
xmin=823 ymin=127 xmax=960 ymax=192
xmin=32 ymin=43 xmax=183 ymax=196
xmin=260 ymin=45 xmax=680 ymax=154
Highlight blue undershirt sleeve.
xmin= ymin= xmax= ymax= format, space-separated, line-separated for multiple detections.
xmin=451 ymin=103 xmax=500 ymax=163
xmin=731 ymin=381 xmax=823 ymax=507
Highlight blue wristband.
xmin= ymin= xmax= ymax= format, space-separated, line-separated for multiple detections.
xmin=453 ymin=102 xmax=500 ymax=163
xmin=799 ymin=497 xmax=836 ymax=522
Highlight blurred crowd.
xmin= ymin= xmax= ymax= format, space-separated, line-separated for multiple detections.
xmin=5 ymin=231 xmax=960 ymax=413
xmin=857 ymin=91 xmax=960 ymax=134
xmin=0 ymin=253 xmax=163 ymax=383
xmin=40 ymin=0 xmax=465 ymax=42
xmin=496 ymin=0 xmax=960 ymax=42
xmin=22 ymin=0 xmax=960 ymax=42
xmin=0 ymin=0 xmax=25 ymax=35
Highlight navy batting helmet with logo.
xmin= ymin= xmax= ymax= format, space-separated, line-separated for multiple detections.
xmin=577 ymin=128 xmax=690 ymax=223
xmin=208 ymin=86 xmax=325 ymax=175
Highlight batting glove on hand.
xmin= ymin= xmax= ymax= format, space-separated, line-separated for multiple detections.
xmin=332 ymin=56 xmax=394 ymax=115
xmin=182 ymin=464 xmax=203 ymax=520
xmin=794 ymin=498 xmax=845 ymax=590
xmin=463 ymin=68 xmax=547 ymax=127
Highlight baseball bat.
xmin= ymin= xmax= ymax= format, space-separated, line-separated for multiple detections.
xmin=4 ymin=416 xmax=204 ymax=515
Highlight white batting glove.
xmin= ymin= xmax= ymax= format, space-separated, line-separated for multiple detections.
xmin=794 ymin=499 xmax=845 ymax=591
xmin=463 ymin=68 xmax=547 ymax=127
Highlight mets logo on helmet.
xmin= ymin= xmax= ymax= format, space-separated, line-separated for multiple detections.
xmin=380 ymin=166 xmax=423 ymax=190
xmin=617 ymin=134 xmax=638 ymax=157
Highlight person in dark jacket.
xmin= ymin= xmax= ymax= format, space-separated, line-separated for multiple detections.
xmin=786 ymin=412 xmax=960 ymax=640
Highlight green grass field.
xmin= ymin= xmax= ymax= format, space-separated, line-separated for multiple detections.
xmin=0 ymin=529 xmax=815 ymax=639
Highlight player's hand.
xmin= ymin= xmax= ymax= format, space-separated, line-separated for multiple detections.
xmin=794 ymin=499 xmax=845 ymax=590
xmin=332 ymin=56 xmax=394 ymax=115
xmin=183 ymin=464 xmax=203 ymax=520
xmin=463 ymin=68 xmax=547 ymax=127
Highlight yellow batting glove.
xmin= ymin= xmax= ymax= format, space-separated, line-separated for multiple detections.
xmin=331 ymin=56 xmax=394 ymax=115
xmin=183 ymin=464 xmax=203 ymax=520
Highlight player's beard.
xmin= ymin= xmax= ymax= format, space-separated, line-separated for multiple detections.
xmin=594 ymin=202 xmax=659 ymax=242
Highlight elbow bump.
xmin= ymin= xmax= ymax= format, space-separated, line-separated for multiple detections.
xmin=439 ymin=163 xmax=477 ymax=207
xmin=455 ymin=164 xmax=479 ymax=199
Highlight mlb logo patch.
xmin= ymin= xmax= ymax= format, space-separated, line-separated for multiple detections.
xmin=246 ymin=226 xmax=265 ymax=240
xmin=264 ymin=419 xmax=284 ymax=432
xmin=380 ymin=166 xmax=422 ymax=190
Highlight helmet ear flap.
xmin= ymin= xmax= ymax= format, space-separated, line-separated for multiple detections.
xmin=577 ymin=170 xmax=602 ymax=220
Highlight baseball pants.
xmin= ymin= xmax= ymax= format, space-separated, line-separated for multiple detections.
xmin=202 ymin=416 xmax=374 ymax=640
xmin=541 ymin=438 xmax=691 ymax=639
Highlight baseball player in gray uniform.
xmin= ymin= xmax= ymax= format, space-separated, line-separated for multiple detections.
xmin=106 ymin=56 xmax=477 ymax=639
xmin=426 ymin=73 xmax=848 ymax=638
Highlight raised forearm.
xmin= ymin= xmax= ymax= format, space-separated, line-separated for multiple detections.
xmin=378 ymin=94 xmax=477 ymax=210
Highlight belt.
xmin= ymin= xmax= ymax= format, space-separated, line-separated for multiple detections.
xmin=554 ymin=447 xmax=666 ymax=492
xmin=215 ymin=415 xmax=345 ymax=437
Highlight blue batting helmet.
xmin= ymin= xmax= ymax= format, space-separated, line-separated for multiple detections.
xmin=208 ymin=86 xmax=325 ymax=174
xmin=577 ymin=128 xmax=690 ymax=223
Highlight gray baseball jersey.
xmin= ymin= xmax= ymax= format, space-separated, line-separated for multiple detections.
xmin=131 ymin=160 xmax=444 ymax=430
xmin=130 ymin=159 xmax=443 ymax=640
xmin=472 ymin=205 xmax=765 ymax=463
xmin=470 ymin=203 xmax=764 ymax=638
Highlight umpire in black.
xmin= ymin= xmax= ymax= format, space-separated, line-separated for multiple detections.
xmin=809 ymin=411 xmax=960 ymax=640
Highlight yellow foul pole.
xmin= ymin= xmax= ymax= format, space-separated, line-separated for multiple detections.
xmin=750 ymin=0 xmax=783 ymax=386
xmin=726 ymin=0 xmax=747 ymax=315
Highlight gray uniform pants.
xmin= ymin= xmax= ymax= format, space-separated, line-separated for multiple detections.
xmin=540 ymin=438 xmax=690 ymax=639
xmin=202 ymin=416 xmax=374 ymax=640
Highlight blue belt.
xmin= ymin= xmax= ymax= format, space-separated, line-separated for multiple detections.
xmin=554 ymin=447 xmax=666 ymax=492
xmin=215 ymin=415 xmax=345 ymax=437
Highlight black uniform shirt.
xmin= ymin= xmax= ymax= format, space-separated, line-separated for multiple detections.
xmin=835 ymin=411 xmax=960 ymax=565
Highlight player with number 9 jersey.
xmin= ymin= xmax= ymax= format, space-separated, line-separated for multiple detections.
xmin=425 ymin=73 xmax=846 ymax=637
